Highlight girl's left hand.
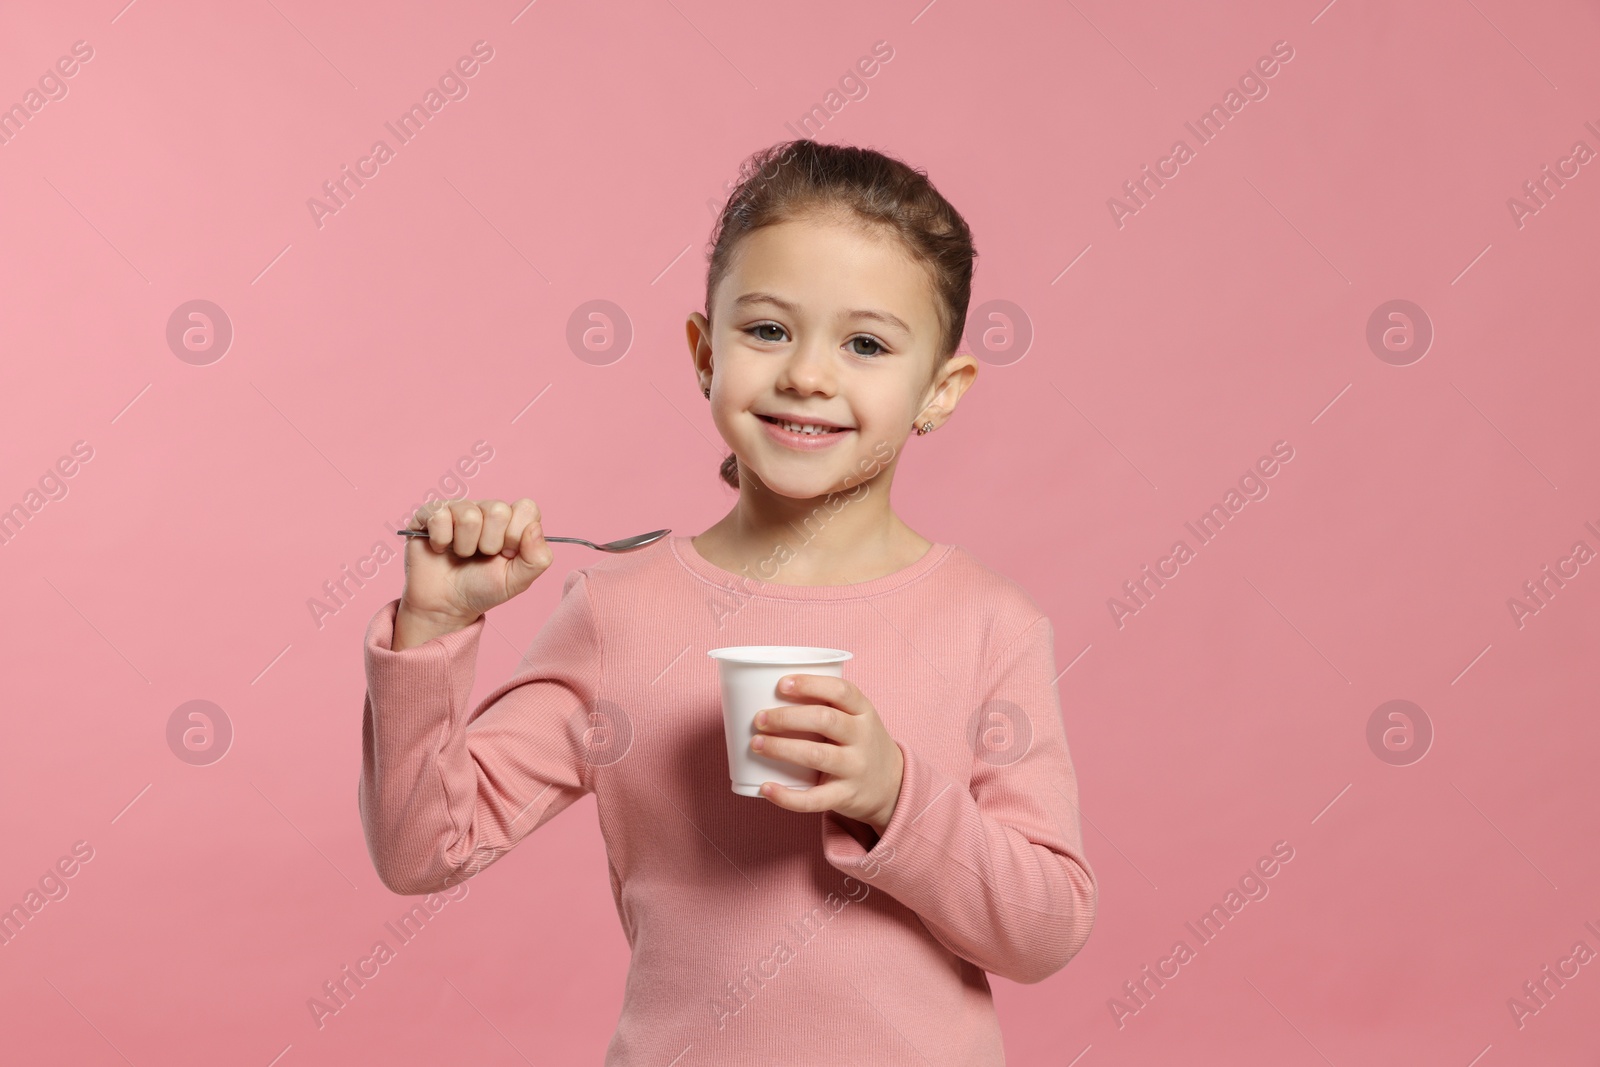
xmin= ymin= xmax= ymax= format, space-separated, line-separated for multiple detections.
xmin=752 ymin=674 xmax=905 ymax=834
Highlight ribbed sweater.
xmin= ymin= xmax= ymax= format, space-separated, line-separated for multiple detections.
xmin=359 ymin=534 xmax=1096 ymax=1065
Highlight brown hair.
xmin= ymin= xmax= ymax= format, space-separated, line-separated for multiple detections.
xmin=703 ymin=139 xmax=977 ymax=489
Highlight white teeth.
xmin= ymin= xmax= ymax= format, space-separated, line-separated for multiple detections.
xmin=776 ymin=419 xmax=836 ymax=436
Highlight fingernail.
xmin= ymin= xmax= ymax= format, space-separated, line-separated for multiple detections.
xmin=780 ymin=678 xmax=795 ymax=691
xmin=755 ymin=711 xmax=767 ymax=728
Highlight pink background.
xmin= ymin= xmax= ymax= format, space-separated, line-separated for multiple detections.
xmin=2 ymin=0 xmax=1597 ymax=1063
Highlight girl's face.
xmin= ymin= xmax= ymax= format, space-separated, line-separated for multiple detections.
xmin=688 ymin=213 xmax=976 ymax=501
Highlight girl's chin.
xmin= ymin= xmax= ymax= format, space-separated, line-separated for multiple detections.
xmin=747 ymin=465 xmax=857 ymax=500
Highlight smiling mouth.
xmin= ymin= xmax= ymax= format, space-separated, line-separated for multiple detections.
xmin=756 ymin=415 xmax=852 ymax=436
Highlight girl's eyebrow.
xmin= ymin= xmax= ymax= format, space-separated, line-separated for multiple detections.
xmin=732 ymin=291 xmax=912 ymax=337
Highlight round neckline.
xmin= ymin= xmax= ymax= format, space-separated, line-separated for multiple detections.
xmin=670 ymin=534 xmax=953 ymax=601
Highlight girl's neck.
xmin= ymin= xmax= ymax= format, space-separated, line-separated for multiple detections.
xmin=693 ymin=486 xmax=933 ymax=587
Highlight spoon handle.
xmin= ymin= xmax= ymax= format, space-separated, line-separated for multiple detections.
xmin=394 ymin=528 xmax=670 ymax=552
xmin=394 ymin=528 xmax=598 ymax=547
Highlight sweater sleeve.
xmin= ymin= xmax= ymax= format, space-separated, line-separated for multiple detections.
xmin=819 ymin=614 xmax=1098 ymax=984
xmin=358 ymin=569 xmax=604 ymax=896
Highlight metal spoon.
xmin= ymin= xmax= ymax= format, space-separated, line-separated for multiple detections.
xmin=396 ymin=527 xmax=670 ymax=552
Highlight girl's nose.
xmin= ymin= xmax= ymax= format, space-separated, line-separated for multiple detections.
xmin=775 ymin=341 xmax=836 ymax=396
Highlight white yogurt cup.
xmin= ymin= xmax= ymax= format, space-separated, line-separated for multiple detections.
xmin=707 ymin=645 xmax=854 ymax=796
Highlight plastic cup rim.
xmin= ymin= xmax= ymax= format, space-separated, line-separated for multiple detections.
xmin=706 ymin=645 xmax=853 ymax=665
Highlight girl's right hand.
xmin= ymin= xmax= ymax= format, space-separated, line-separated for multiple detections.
xmin=397 ymin=498 xmax=554 ymax=628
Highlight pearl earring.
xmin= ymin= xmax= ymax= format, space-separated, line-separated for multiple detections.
xmin=915 ymin=420 xmax=934 ymax=435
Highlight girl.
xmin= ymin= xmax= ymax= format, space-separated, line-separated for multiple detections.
xmin=361 ymin=139 xmax=1097 ymax=1065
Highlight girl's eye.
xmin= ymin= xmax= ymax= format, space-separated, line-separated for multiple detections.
xmin=847 ymin=335 xmax=885 ymax=358
xmin=749 ymin=322 xmax=786 ymax=343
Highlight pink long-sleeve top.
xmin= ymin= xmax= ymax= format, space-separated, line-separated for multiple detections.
xmin=359 ymin=534 xmax=1096 ymax=1065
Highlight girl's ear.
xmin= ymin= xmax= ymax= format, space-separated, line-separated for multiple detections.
xmin=685 ymin=312 xmax=707 ymax=355
xmin=920 ymin=354 xmax=979 ymax=423
xmin=686 ymin=312 xmax=715 ymax=384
